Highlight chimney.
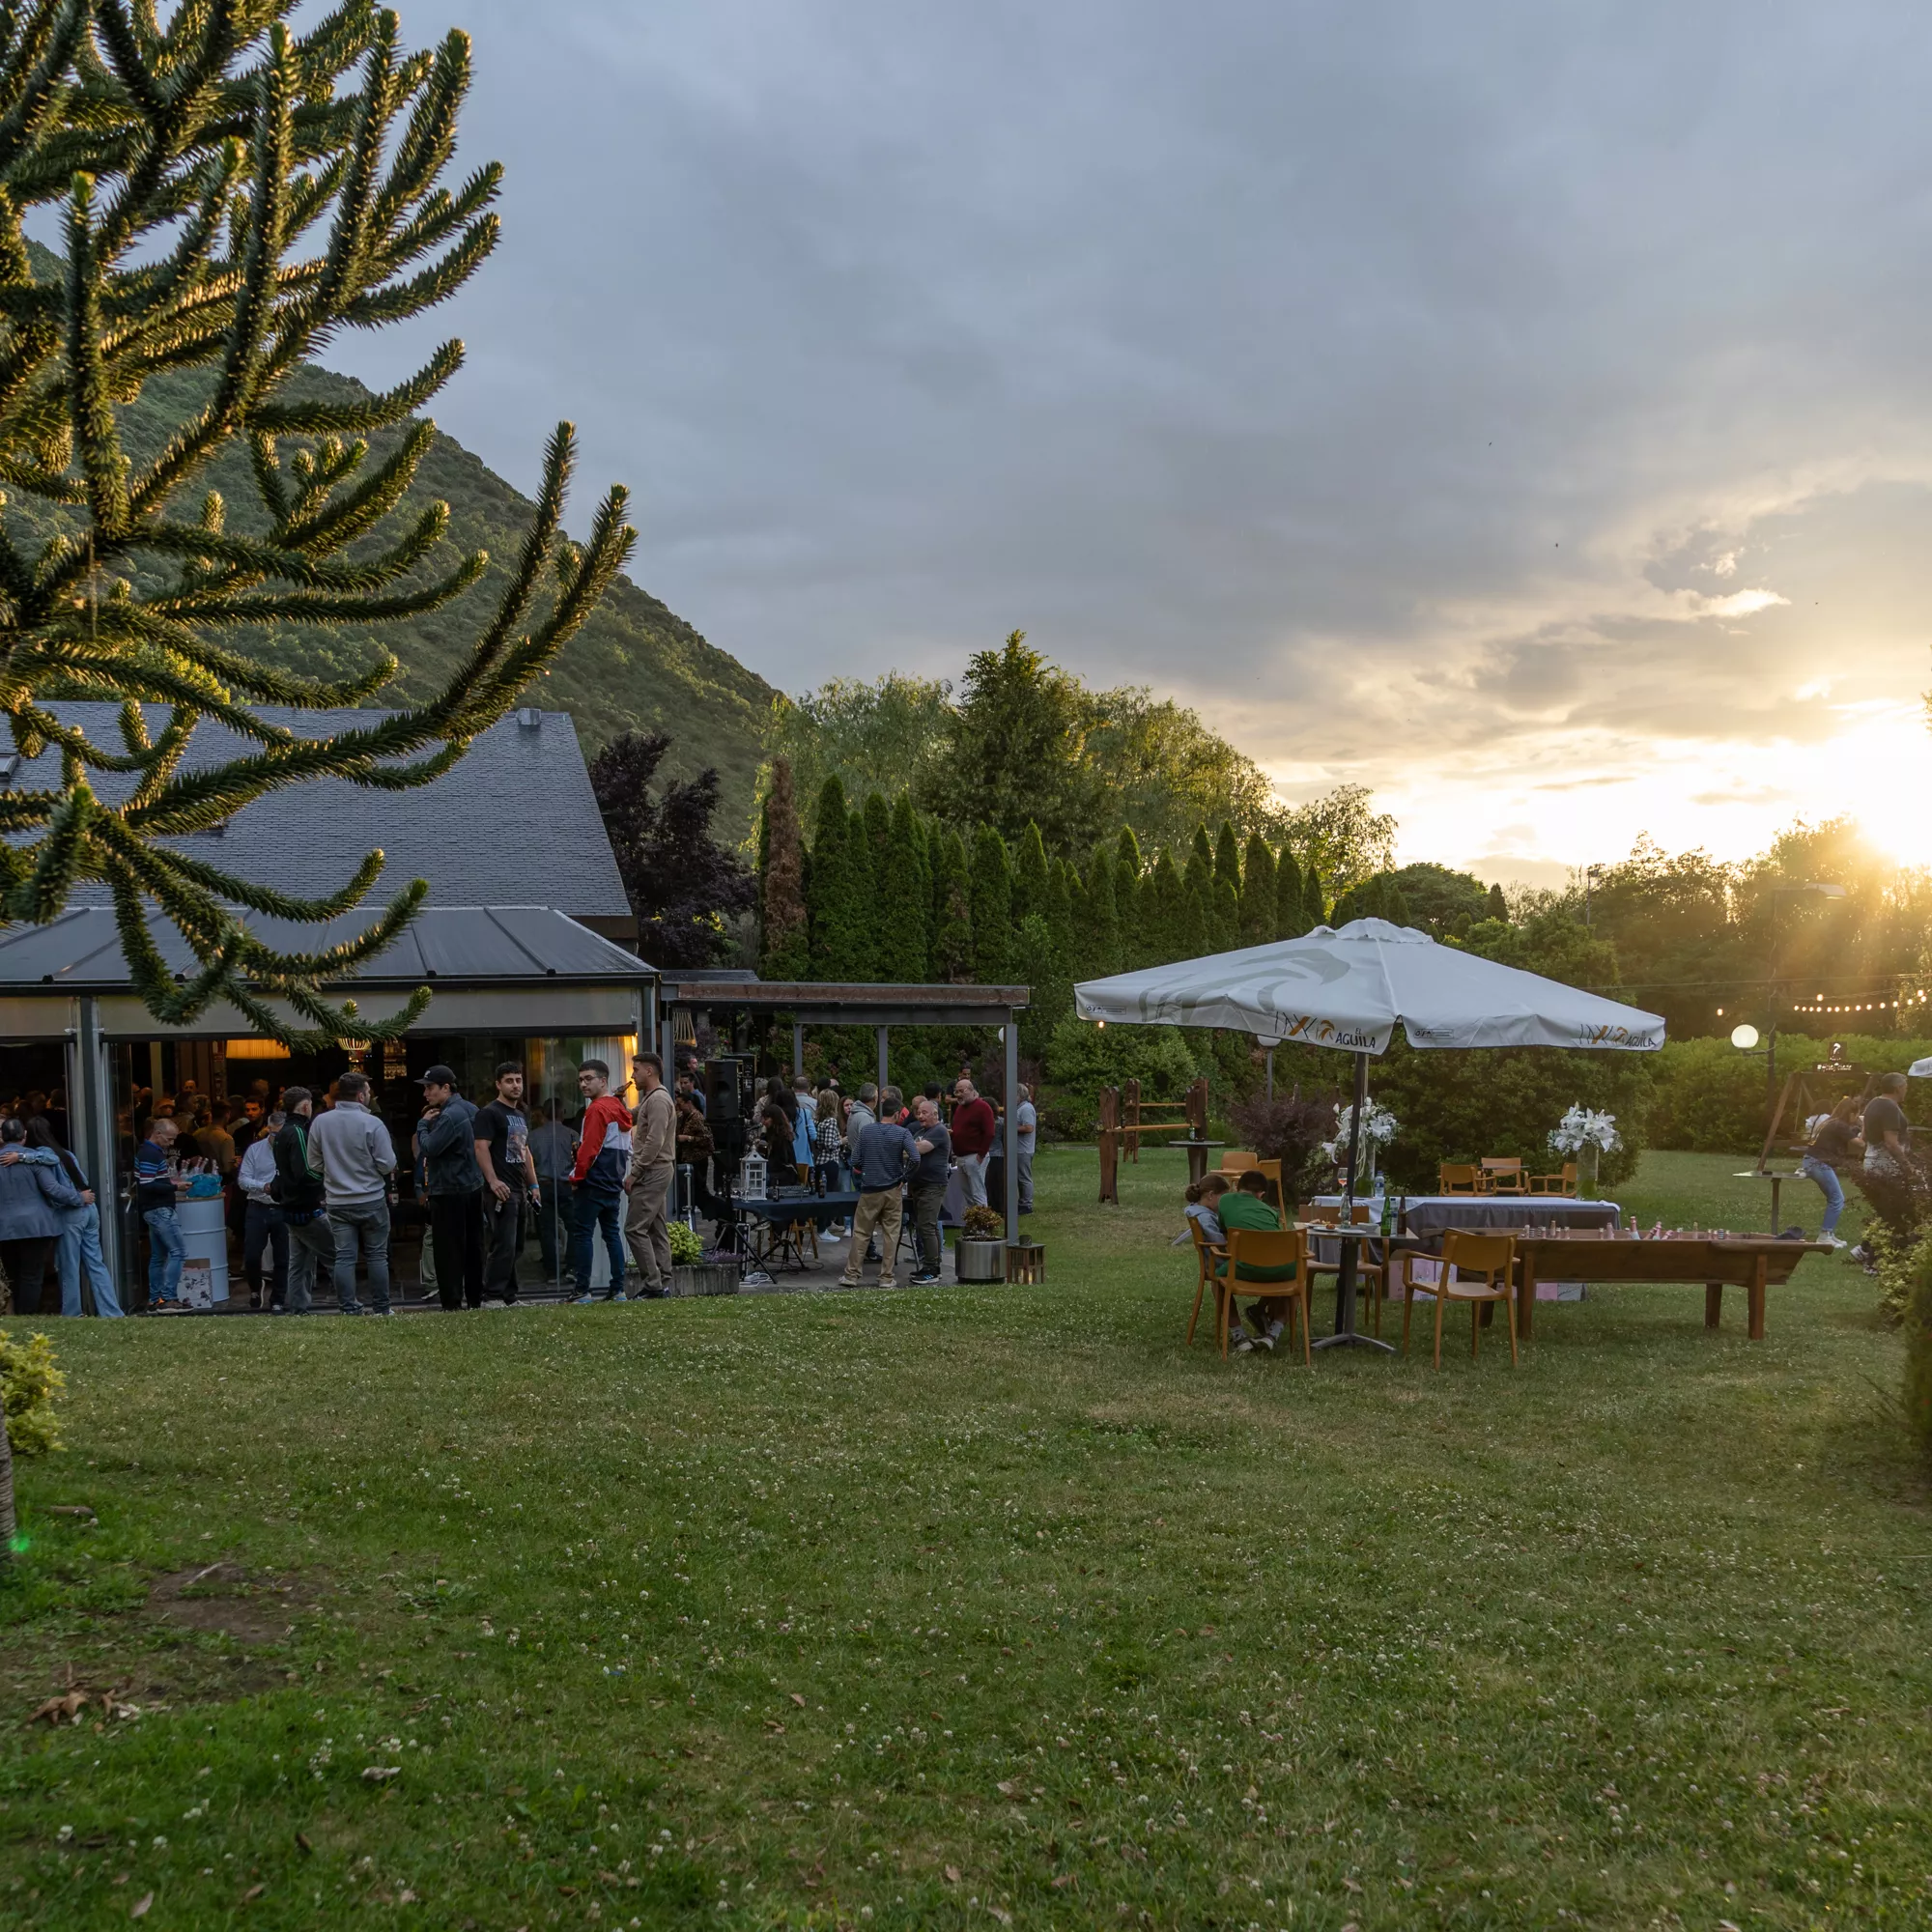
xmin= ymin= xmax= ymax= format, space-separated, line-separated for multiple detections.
xmin=515 ymin=706 xmax=542 ymax=730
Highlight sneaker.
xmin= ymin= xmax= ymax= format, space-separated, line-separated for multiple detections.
xmin=838 ymin=1274 xmax=863 ymax=1289
xmin=877 ymin=1279 xmax=898 ymax=1290
xmin=908 ymin=1270 xmax=941 ymax=1286
xmin=1252 ymin=1329 xmax=1276 ymax=1352
xmin=573 ymin=1293 xmax=596 ymax=1304
xmin=1824 ymin=1235 xmax=1848 ymax=1249
xmin=607 ymin=1291 xmax=630 ymax=1303
xmin=1230 ymin=1332 xmax=1255 ymax=1354
xmin=742 ymin=1269 xmax=775 ymax=1287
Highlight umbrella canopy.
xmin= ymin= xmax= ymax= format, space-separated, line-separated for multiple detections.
xmin=1073 ymin=918 xmax=1664 ymax=1055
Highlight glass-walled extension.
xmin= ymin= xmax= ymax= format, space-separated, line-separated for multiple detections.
xmin=106 ymin=1031 xmax=639 ymax=1310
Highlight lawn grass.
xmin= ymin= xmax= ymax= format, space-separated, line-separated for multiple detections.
xmin=2 ymin=1147 xmax=1928 ymax=1930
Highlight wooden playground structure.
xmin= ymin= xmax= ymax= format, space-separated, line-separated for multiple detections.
xmin=1096 ymin=1076 xmax=1210 ymax=1204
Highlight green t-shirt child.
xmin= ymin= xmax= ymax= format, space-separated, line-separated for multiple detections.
xmin=1216 ymin=1185 xmax=1296 ymax=1281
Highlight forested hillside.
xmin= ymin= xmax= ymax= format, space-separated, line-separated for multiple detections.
xmin=15 ymin=226 xmax=773 ymax=820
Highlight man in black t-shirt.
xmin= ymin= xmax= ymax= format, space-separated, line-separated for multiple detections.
xmin=475 ymin=1062 xmax=539 ymax=1304
xmin=907 ymin=1095 xmax=951 ymax=1285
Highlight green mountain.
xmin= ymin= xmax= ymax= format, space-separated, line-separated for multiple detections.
xmin=14 ymin=240 xmax=774 ymax=826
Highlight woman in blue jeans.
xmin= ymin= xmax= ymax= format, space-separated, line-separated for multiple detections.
xmin=1800 ymin=1096 xmax=1859 ymax=1247
xmin=20 ymin=1119 xmax=124 ymax=1316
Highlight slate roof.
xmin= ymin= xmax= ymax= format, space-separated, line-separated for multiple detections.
xmin=0 ymin=904 xmax=647 ymax=991
xmin=3 ymin=703 xmax=629 ymax=922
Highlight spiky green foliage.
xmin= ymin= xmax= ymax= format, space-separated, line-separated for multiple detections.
xmin=1180 ymin=880 xmax=1211 ymax=959
xmin=931 ymin=826 xmax=973 ymax=983
xmin=969 ymin=824 xmax=1013 ymax=984
xmin=1487 ymin=882 xmax=1510 ymax=922
xmin=0 ymin=1 xmax=633 ymax=1042
xmin=1114 ymin=825 xmax=1144 ymax=966
xmin=1305 ymin=865 xmax=1328 ymax=931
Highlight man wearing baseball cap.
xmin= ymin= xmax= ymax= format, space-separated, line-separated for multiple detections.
xmin=415 ymin=1065 xmax=485 ymax=1310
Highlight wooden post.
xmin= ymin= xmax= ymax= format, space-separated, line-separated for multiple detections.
xmin=1186 ymin=1075 xmax=1209 ymax=1138
xmin=1097 ymin=1086 xmax=1121 ymax=1204
xmin=1705 ymin=1282 xmax=1724 ymax=1329
xmin=1123 ymin=1078 xmax=1141 ymax=1163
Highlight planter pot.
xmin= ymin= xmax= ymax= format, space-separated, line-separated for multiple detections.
xmin=955 ymin=1240 xmax=1006 ymax=1284
xmin=669 ymin=1263 xmax=738 ymax=1298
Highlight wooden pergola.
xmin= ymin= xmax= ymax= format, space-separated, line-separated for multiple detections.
xmin=659 ymin=979 xmax=1031 ymax=1239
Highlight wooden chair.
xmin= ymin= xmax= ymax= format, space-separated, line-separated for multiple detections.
xmin=1438 ymin=1162 xmax=1481 ymax=1195
xmin=1219 ymin=1227 xmax=1313 ymax=1365
xmin=1403 ymin=1229 xmax=1519 ymax=1369
xmin=1185 ymin=1219 xmax=1229 ymax=1347
xmin=1220 ymin=1150 xmax=1260 ymax=1176
xmin=1299 ymin=1203 xmax=1387 ymax=1335
xmin=1479 ymin=1157 xmax=1526 ymax=1196
xmin=1528 ymin=1161 xmax=1577 ymax=1196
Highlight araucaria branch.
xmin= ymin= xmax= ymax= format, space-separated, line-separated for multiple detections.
xmin=0 ymin=1 xmax=635 ymax=1041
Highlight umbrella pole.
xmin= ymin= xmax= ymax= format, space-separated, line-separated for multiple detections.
xmin=1316 ymin=1050 xmax=1394 ymax=1354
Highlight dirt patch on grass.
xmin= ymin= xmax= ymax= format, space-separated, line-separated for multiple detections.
xmin=149 ymin=1560 xmax=314 ymax=1646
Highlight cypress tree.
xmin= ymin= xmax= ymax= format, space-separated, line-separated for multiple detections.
xmin=932 ymin=829 xmax=976 ymax=982
xmin=759 ymin=756 xmax=810 ymax=980
xmin=1212 ymin=876 xmax=1240 ymax=952
xmin=971 ymin=826 xmax=1015 ymax=982
xmin=1275 ymin=848 xmax=1306 ymax=941
xmin=1304 ymin=866 xmax=1328 ymax=930
xmin=1149 ymin=851 xmax=1186 ymax=964
xmin=878 ymin=792 xmax=930 ymax=980
xmin=1082 ymin=846 xmax=1122 ymax=980
xmin=1214 ymin=821 xmax=1242 ymax=897
xmin=810 ymin=777 xmax=866 ymax=980
xmin=1239 ymin=834 xmax=1276 ymax=947
xmin=1114 ymin=827 xmax=1145 ymax=966
xmin=1013 ymin=821 xmax=1051 ymax=928
xmin=1384 ymin=877 xmax=1414 ymax=929
xmin=1486 ymin=883 xmax=1509 ymax=922
xmin=1191 ymin=825 xmax=1215 ymax=875
xmin=1048 ymin=859 xmax=1077 ymax=976
xmin=860 ymin=789 xmax=892 ymax=960
xmin=1182 ymin=840 xmax=1213 ymax=912
xmin=1181 ymin=881 xmax=1213 ymax=960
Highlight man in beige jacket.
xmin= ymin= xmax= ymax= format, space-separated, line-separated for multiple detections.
xmin=624 ymin=1051 xmax=678 ymax=1294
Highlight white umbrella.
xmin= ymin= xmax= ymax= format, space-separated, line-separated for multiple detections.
xmin=1073 ymin=917 xmax=1664 ymax=1055
xmin=1074 ymin=918 xmax=1665 ymax=1350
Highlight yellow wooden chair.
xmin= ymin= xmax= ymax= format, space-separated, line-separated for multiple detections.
xmin=1219 ymin=1226 xmax=1313 ymax=1365
xmin=1479 ymin=1157 xmax=1526 ymax=1196
xmin=1403 ymin=1229 xmax=1519 ymax=1369
xmin=1185 ymin=1219 xmax=1229 ymax=1347
xmin=1438 ymin=1162 xmax=1481 ymax=1195
xmin=1299 ymin=1203 xmax=1387 ymax=1335
xmin=1528 ymin=1161 xmax=1577 ymax=1196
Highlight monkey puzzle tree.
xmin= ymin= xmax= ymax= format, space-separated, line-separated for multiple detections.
xmin=0 ymin=1 xmax=633 ymax=1041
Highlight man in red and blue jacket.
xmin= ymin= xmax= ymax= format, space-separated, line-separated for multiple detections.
xmin=568 ymin=1060 xmax=633 ymax=1301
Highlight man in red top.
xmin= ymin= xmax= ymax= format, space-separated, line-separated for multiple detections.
xmin=568 ymin=1059 xmax=633 ymax=1302
xmin=951 ymin=1077 xmax=998 ymax=1209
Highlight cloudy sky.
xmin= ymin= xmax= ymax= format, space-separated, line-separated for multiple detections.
xmin=343 ymin=1 xmax=1932 ymax=884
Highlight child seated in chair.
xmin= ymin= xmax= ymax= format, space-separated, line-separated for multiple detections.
xmin=1217 ymin=1170 xmax=1297 ymax=1351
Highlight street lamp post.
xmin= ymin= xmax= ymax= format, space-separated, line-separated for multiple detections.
xmin=1583 ymin=864 xmax=1604 ymax=927
xmin=1754 ymin=881 xmax=1849 ymax=1148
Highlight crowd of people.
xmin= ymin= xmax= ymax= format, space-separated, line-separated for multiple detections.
xmin=0 ymin=1054 xmax=1044 ymax=1315
xmin=740 ymin=1071 xmax=1035 ymax=1287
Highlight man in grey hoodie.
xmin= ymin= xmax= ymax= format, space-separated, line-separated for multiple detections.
xmin=305 ymin=1071 xmax=399 ymax=1315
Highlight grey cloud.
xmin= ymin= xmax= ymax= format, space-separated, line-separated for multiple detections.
xmin=334 ymin=0 xmax=1932 ymax=819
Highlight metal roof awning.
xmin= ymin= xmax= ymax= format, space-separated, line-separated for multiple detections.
xmin=0 ymin=905 xmax=654 ymax=993
xmin=663 ymin=980 xmax=1029 ymax=1027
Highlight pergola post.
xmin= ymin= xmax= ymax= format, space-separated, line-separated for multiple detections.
xmin=875 ymin=1025 xmax=889 ymax=1094
xmin=1004 ymin=1012 xmax=1020 ymax=1241
xmin=792 ymin=1022 xmax=804 ymax=1078
xmin=69 ymin=995 xmax=119 ymax=1304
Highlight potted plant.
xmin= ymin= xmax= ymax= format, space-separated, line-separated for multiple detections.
xmin=668 ymin=1220 xmax=737 ymax=1297
xmin=1548 ymin=1105 xmax=1620 ymax=1201
xmin=954 ymin=1204 xmax=1007 ymax=1282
